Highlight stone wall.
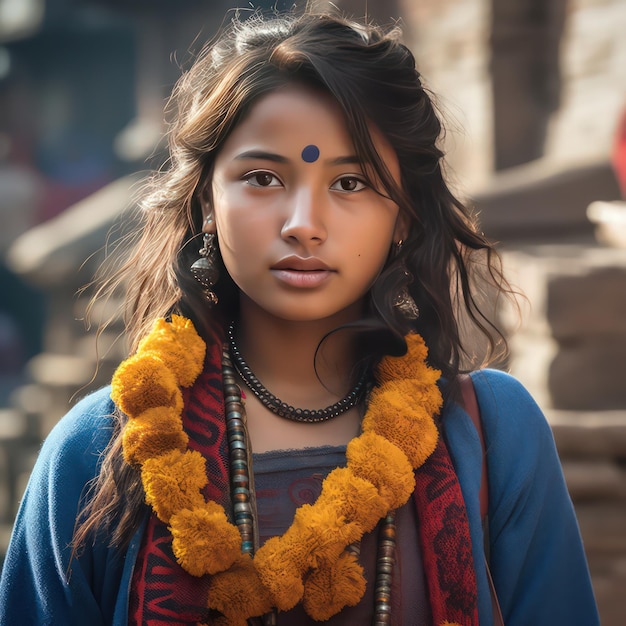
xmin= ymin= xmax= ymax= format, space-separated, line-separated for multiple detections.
xmin=401 ymin=0 xmax=626 ymax=189
xmin=552 ymin=411 xmax=626 ymax=624
xmin=498 ymin=240 xmax=626 ymax=626
xmin=501 ymin=243 xmax=626 ymax=410
xmin=401 ymin=0 xmax=494 ymax=187
xmin=396 ymin=3 xmax=626 ymax=621
xmin=547 ymin=0 xmax=626 ymax=164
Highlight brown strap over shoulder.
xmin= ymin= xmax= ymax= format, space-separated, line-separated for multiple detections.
xmin=459 ymin=374 xmax=488 ymax=520
xmin=459 ymin=373 xmax=505 ymax=626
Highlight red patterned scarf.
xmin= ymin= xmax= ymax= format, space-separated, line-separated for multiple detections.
xmin=128 ymin=336 xmax=478 ymax=625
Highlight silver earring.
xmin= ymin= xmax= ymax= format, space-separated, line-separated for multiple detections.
xmin=394 ymin=287 xmax=420 ymax=319
xmin=190 ymin=233 xmax=219 ymax=305
xmin=394 ymin=265 xmax=419 ymax=320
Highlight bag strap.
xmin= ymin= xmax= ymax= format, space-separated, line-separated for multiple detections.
xmin=459 ymin=374 xmax=505 ymax=626
xmin=460 ymin=374 xmax=488 ymax=520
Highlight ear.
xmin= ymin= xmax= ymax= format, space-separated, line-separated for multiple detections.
xmin=393 ymin=211 xmax=410 ymax=245
xmin=199 ymin=185 xmax=217 ymax=234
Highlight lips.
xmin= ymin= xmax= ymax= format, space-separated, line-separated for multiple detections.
xmin=270 ymin=256 xmax=335 ymax=288
xmin=271 ymin=256 xmax=332 ymax=272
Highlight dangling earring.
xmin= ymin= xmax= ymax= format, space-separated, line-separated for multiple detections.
xmin=393 ymin=240 xmax=419 ymax=320
xmin=191 ymin=230 xmax=219 ymax=305
xmin=394 ymin=283 xmax=420 ymax=319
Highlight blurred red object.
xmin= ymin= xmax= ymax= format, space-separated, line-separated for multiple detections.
xmin=613 ymin=106 xmax=626 ymax=198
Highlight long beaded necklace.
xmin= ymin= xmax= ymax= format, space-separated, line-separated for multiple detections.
xmin=222 ymin=347 xmax=398 ymax=625
xmin=227 ymin=322 xmax=368 ymax=423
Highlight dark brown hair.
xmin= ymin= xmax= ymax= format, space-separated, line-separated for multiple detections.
xmin=74 ymin=10 xmax=512 ymax=551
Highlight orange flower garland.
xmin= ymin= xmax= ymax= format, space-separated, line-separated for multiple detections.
xmin=111 ymin=315 xmax=444 ymax=624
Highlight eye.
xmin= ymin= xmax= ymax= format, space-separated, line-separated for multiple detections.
xmin=330 ymin=176 xmax=368 ymax=192
xmin=243 ymin=171 xmax=282 ymax=188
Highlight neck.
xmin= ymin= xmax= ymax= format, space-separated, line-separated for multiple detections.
xmin=233 ymin=299 xmax=362 ymax=409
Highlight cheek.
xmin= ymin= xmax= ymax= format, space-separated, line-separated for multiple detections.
xmin=353 ymin=215 xmax=397 ymax=258
xmin=217 ymin=224 xmax=255 ymax=281
xmin=216 ymin=215 xmax=242 ymax=253
xmin=213 ymin=189 xmax=248 ymax=253
xmin=215 ymin=213 xmax=271 ymax=286
xmin=347 ymin=237 xmax=394 ymax=287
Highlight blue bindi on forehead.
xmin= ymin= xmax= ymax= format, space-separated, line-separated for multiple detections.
xmin=301 ymin=144 xmax=320 ymax=163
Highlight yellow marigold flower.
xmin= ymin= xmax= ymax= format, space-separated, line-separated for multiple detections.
xmin=347 ymin=431 xmax=415 ymax=510
xmin=122 ymin=406 xmax=188 ymax=466
xmin=375 ymin=376 xmax=442 ymax=418
xmin=111 ymin=353 xmax=182 ymax=419
xmin=302 ymin=550 xmax=366 ymax=621
xmin=142 ymin=449 xmax=206 ymax=522
xmin=376 ymin=332 xmax=433 ymax=382
xmin=363 ymin=399 xmax=439 ymax=468
xmin=414 ymin=371 xmax=444 ymax=414
xmin=371 ymin=377 xmax=442 ymax=419
xmin=137 ymin=316 xmax=206 ymax=387
xmin=254 ymin=535 xmax=307 ymax=610
xmin=169 ymin=502 xmax=241 ymax=577
xmin=207 ymin=554 xmax=273 ymax=623
xmin=363 ymin=381 xmax=439 ymax=467
xmin=290 ymin=502 xmax=361 ymax=566
xmin=264 ymin=527 xmax=314 ymax=572
xmin=315 ymin=467 xmax=387 ymax=534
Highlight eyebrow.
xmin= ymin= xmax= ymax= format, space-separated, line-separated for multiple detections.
xmin=235 ymin=150 xmax=288 ymax=163
xmin=234 ymin=150 xmax=362 ymax=166
xmin=329 ymin=155 xmax=361 ymax=166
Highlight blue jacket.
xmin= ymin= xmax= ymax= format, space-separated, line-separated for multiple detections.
xmin=0 ymin=369 xmax=599 ymax=625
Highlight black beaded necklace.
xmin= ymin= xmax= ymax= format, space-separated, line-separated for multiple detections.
xmin=227 ymin=322 xmax=368 ymax=423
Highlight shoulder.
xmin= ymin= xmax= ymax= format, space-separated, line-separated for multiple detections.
xmin=467 ymin=374 xmax=599 ymax=623
xmin=469 ymin=368 xmax=538 ymax=411
xmin=467 ymin=369 xmax=564 ymax=520
xmin=36 ymin=386 xmax=116 ymax=479
xmin=17 ymin=386 xmax=117 ymax=549
xmin=441 ymin=369 xmax=553 ymax=462
xmin=468 ymin=368 xmax=554 ymax=447
xmin=0 ymin=387 xmax=124 ymax=624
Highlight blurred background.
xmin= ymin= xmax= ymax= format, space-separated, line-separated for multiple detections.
xmin=0 ymin=0 xmax=625 ymax=622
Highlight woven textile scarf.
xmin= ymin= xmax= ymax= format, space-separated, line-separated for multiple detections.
xmin=128 ymin=332 xmax=479 ymax=625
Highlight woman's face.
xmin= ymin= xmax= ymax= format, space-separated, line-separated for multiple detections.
xmin=207 ymin=84 xmax=403 ymax=325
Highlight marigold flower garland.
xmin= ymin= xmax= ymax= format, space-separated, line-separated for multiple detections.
xmin=111 ymin=315 xmax=449 ymax=624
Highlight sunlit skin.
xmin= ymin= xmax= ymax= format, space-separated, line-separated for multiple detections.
xmin=203 ymin=85 xmax=405 ymax=451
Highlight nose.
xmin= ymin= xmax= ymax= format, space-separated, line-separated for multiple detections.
xmin=280 ymin=188 xmax=327 ymax=245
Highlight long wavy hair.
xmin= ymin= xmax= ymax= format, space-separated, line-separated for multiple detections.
xmin=74 ymin=10 xmax=512 ymax=551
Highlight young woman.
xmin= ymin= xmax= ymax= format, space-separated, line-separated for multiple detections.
xmin=0 ymin=10 xmax=599 ymax=626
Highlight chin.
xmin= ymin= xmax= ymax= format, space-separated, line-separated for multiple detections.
xmin=268 ymin=303 xmax=365 ymax=325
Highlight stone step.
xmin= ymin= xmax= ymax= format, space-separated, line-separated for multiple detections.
xmin=473 ymin=158 xmax=620 ymax=240
xmin=74 ymin=332 xmax=127 ymax=371
xmin=0 ymin=522 xmax=13 ymax=567
xmin=562 ymin=460 xmax=626 ymax=501
xmin=548 ymin=410 xmax=626 ymax=458
xmin=0 ymin=409 xmax=27 ymax=442
xmin=26 ymin=352 xmax=96 ymax=389
xmin=501 ymin=242 xmax=626 ymax=410
xmin=576 ymin=502 xmax=626 ymax=554
xmin=546 ymin=410 xmax=626 ymax=502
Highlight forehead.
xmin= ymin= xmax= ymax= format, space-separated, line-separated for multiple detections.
xmin=216 ymin=83 xmax=398 ymax=171
xmin=220 ymin=84 xmax=352 ymax=153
